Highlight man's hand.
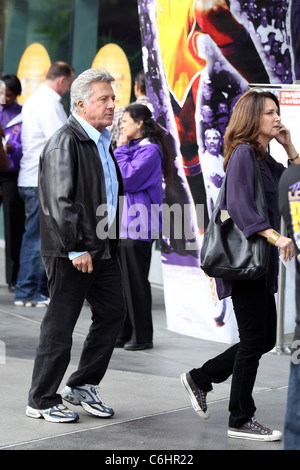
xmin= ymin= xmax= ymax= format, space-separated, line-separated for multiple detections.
xmin=72 ymin=252 xmax=93 ymax=273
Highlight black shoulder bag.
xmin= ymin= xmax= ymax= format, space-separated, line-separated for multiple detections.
xmin=200 ymin=149 xmax=270 ymax=280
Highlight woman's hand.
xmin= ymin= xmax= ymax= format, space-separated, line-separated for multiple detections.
xmin=259 ymin=228 xmax=294 ymax=261
xmin=275 ymin=235 xmax=295 ymax=261
xmin=275 ymin=123 xmax=292 ymax=147
xmin=117 ymin=133 xmax=129 ymax=146
xmin=4 ymin=142 xmax=12 ymax=154
xmin=276 ymin=123 xmax=300 ymax=163
xmin=0 ymin=127 xmax=10 ymax=171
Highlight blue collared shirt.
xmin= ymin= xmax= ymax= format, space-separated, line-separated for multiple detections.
xmin=69 ymin=113 xmax=119 ymax=260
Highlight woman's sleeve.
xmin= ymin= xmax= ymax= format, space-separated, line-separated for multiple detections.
xmin=226 ymin=145 xmax=271 ymax=238
xmin=114 ymin=143 xmax=162 ymax=192
xmin=6 ymin=128 xmax=23 ymax=171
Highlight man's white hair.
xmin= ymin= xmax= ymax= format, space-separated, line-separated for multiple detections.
xmin=204 ymin=128 xmax=221 ymax=139
xmin=70 ymin=68 xmax=115 ymax=113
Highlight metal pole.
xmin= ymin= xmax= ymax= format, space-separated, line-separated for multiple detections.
xmin=276 ymin=218 xmax=286 ymax=353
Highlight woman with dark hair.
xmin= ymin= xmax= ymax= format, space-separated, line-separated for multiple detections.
xmin=0 ymin=74 xmax=25 ymax=292
xmin=114 ymin=103 xmax=172 ymax=351
xmin=181 ymin=89 xmax=299 ymax=441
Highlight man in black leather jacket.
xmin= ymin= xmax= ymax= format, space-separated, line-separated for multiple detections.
xmin=25 ymin=68 xmax=126 ymax=423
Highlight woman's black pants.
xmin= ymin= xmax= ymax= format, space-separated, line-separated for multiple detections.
xmin=190 ymin=277 xmax=277 ymax=428
xmin=118 ymin=239 xmax=153 ymax=344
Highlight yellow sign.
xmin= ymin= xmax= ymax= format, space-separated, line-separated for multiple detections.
xmin=17 ymin=43 xmax=51 ymax=104
xmin=92 ymin=44 xmax=131 ymax=108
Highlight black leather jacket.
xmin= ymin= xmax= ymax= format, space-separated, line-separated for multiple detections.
xmin=38 ymin=115 xmax=124 ymax=259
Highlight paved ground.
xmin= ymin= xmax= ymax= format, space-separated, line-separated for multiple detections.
xmin=0 ymin=248 xmax=293 ymax=453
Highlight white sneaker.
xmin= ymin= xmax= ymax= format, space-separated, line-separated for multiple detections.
xmin=26 ymin=404 xmax=79 ymax=423
xmin=61 ymin=384 xmax=114 ymax=418
xmin=14 ymin=300 xmax=32 ymax=307
xmin=33 ymin=295 xmax=50 ymax=307
xmin=14 ymin=295 xmax=50 ymax=307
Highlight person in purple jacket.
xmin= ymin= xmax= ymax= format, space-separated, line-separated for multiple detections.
xmin=0 ymin=75 xmax=25 ymax=292
xmin=114 ymin=103 xmax=172 ymax=351
xmin=181 ymin=89 xmax=299 ymax=441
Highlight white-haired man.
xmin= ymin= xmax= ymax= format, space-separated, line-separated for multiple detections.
xmin=26 ymin=68 xmax=125 ymax=423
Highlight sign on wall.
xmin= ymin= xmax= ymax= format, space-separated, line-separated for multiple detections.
xmin=17 ymin=43 xmax=51 ymax=104
xmin=92 ymin=44 xmax=132 ymax=108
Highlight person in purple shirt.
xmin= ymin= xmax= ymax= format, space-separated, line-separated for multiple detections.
xmin=114 ymin=103 xmax=172 ymax=351
xmin=0 ymin=75 xmax=25 ymax=292
xmin=181 ymin=89 xmax=299 ymax=442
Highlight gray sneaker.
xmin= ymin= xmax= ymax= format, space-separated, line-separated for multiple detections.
xmin=228 ymin=416 xmax=282 ymax=441
xmin=180 ymin=372 xmax=210 ymax=419
xmin=26 ymin=404 xmax=79 ymax=423
xmin=61 ymin=384 xmax=114 ymax=418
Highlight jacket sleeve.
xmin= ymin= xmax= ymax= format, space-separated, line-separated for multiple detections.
xmin=225 ymin=145 xmax=271 ymax=238
xmin=39 ymin=145 xmax=82 ymax=252
xmin=5 ymin=125 xmax=23 ymax=172
xmin=114 ymin=143 xmax=163 ymax=192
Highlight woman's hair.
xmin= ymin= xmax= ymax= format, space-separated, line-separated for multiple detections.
xmin=70 ymin=68 xmax=114 ymax=113
xmin=223 ymin=89 xmax=280 ymax=170
xmin=124 ymin=103 xmax=173 ymax=191
xmin=1 ymin=74 xmax=22 ymax=96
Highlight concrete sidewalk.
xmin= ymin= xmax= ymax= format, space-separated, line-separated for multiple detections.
xmin=0 ymin=247 xmax=292 ymax=452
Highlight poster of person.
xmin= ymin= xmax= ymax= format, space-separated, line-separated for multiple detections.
xmin=137 ymin=0 xmax=300 ymax=343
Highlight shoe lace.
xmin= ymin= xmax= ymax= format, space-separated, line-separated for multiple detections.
xmin=90 ymin=385 xmax=105 ymax=404
xmin=52 ymin=404 xmax=73 ymax=416
xmin=248 ymin=417 xmax=272 ymax=435
xmin=56 ymin=404 xmax=66 ymax=410
xmin=194 ymin=388 xmax=207 ymax=411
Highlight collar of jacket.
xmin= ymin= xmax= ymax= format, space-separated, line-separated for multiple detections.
xmin=66 ymin=114 xmax=94 ymax=142
xmin=66 ymin=114 xmax=120 ymax=169
xmin=66 ymin=113 xmax=124 ymax=195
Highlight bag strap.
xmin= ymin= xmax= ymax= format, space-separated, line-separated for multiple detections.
xmin=252 ymin=149 xmax=270 ymax=223
xmin=211 ymin=144 xmax=269 ymax=223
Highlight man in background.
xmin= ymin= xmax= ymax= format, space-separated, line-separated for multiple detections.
xmin=14 ymin=61 xmax=74 ymax=307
